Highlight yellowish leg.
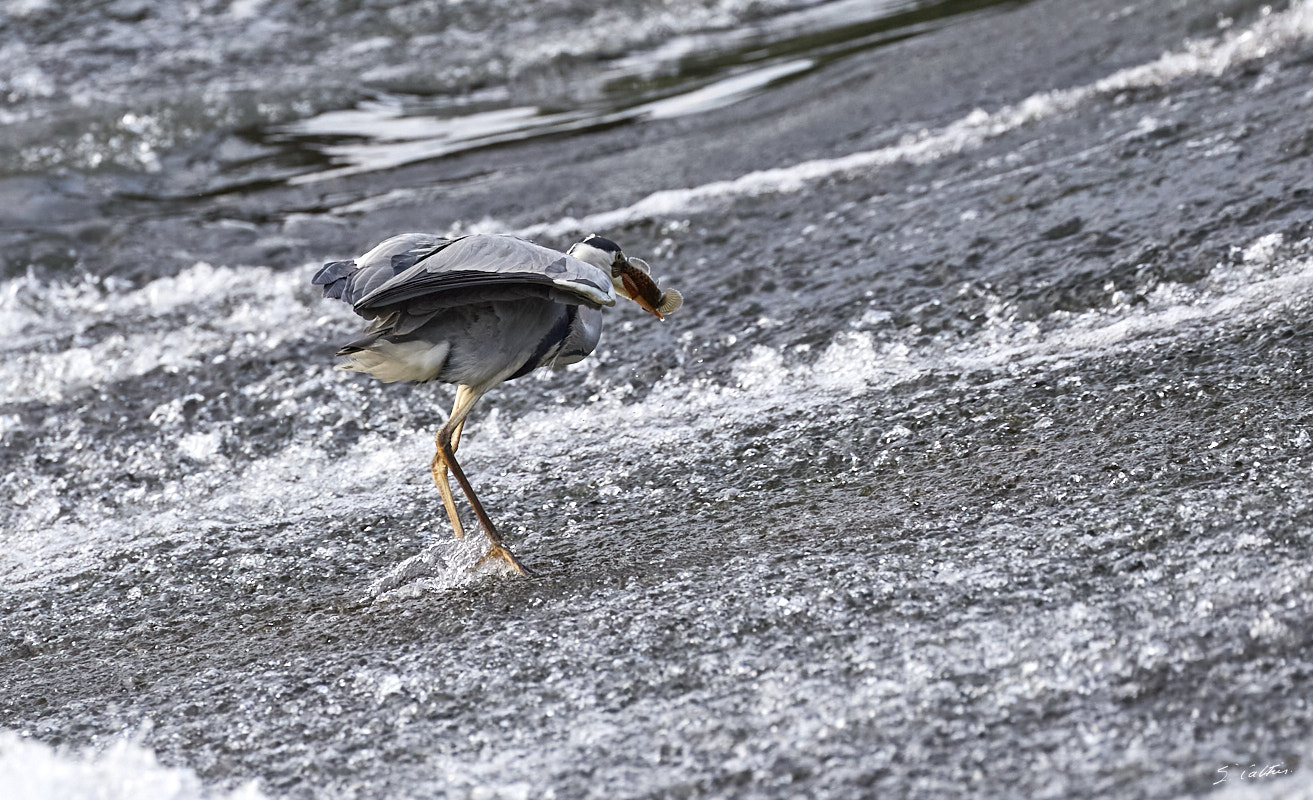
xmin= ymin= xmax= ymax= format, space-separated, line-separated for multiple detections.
xmin=434 ymin=417 xmax=467 ymax=535
xmin=450 ymin=418 xmax=465 ymax=452
xmin=430 ymin=386 xmax=472 ymax=535
xmin=430 ymin=385 xmax=531 ymax=576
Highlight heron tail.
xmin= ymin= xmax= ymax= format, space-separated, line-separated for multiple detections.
xmin=312 ymin=260 xmax=359 ymax=301
xmin=336 ymin=330 xmax=451 ymax=384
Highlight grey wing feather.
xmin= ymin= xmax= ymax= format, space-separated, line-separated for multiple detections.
xmin=313 ymin=233 xmax=453 ymax=309
xmin=353 ymin=234 xmax=616 ymax=314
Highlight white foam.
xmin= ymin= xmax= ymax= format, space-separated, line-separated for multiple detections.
xmin=1242 ymin=232 xmax=1285 ymax=265
xmin=2 ymin=218 xmax=1308 ymax=593
xmin=4 ymin=0 xmax=51 ymax=19
xmin=228 ymin=0 xmax=268 ymax=21
xmin=368 ymin=534 xmax=509 ymax=600
xmin=0 ymin=262 xmax=336 ymax=404
xmin=0 ymin=731 xmax=266 ymax=800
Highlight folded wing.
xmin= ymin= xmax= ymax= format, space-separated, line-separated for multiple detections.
xmin=312 ymin=233 xmax=451 ymax=308
xmin=314 ymin=234 xmax=617 ymax=323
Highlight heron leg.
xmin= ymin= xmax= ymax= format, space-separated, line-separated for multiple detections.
xmin=431 ymin=385 xmax=532 ymax=576
xmin=430 ymin=389 xmax=470 ymax=539
xmin=433 ymin=416 xmax=468 ymax=535
xmin=450 ymin=417 xmax=466 ymax=452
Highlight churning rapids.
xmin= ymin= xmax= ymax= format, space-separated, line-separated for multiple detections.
xmin=4 ymin=0 xmax=1313 ymax=798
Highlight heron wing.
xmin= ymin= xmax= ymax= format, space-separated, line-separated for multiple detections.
xmin=312 ymin=233 xmax=453 ymax=306
xmin=352 ymin=234 xmax=617 ymax=314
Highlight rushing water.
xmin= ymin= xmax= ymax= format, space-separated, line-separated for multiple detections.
xmin=4 ymin=0 xmax=1313 ymax=798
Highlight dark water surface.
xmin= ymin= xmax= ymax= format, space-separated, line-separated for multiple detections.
xmin=0 ymin=0 xmax=1016 ymax=280
xmin=3 ymin=0 xmax=1313 ymax=798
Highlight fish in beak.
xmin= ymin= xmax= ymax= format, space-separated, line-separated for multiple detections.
xmin=615 ymin=257 xmax=683 ymax=320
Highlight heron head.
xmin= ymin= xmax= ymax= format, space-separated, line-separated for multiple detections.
xmin=568 ymin=234 xmax=683 ymax=320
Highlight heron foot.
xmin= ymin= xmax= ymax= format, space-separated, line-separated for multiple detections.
xmin=475 ymin=544 xmax=534 ymax=577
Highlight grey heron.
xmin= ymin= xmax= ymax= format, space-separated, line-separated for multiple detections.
xmin=313 ymin=233 xmax=682 ymax=575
